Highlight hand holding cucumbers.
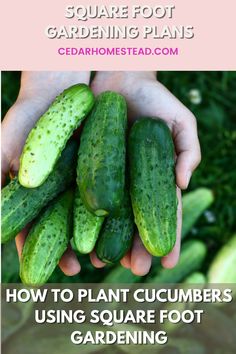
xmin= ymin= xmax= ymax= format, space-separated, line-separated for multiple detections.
xmin=1 ymin=72 xmax=201 ymax=282
xmin=92 ymin=71 xmax=201 ymax=272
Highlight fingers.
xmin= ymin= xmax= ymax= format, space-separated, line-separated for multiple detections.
xmin=15 ymin=226 xmax=30 ymax=258
xmin=130 ymin=235 xmax=152 ymax=276
xmin=161 ymin=187 xmax=182 ymax=269
xmin=20 ymin=71 xmax=91 ymax=99
xmin=59 ymin=246 xmax=81 ymax=276
xmin=120 ymin=251 xmax=131 ymax=269
xmin=90 ymin=251 xmax=106 ymax=268
xmin=173 ymin=113 xmax=201 ymax=189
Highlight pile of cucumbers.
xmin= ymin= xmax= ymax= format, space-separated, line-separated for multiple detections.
xmin=1 ymin=84 xmax=191 ymax=284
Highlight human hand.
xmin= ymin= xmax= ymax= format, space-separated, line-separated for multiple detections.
xmin=1 ymin=71 xmax=91 ymax=276
xmin=90 ymin=71 xmax=201 ymax=276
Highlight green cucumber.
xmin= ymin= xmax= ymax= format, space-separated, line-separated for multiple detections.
xmin=184 ymin=272 xmax=207 ymax=284
xmin=1 ymin=140 xmax=78 ymax=244
xmin=161 ymin=271 xmax=206 ymax=334
xmin=182 ymin=188 xmax=214 ymax=238
xmin=20 ymin=190 xmax=73 ymax=285
xmin=96 ymin=193 xmax=134 ymax=263
xmin=77 ymin=91 xmax=127 ymax=216
xmin=73 ymin=186 xmax=104 ymax=254
xmin=129 ymin=118 xmax=177 ymax=256
xmin=207 ymin=234 xmax=236 ymax=283
xmin=103 ymin=266 xmax=141 ymax=283
xmin=19 ymin=84 xmax=94 ymax=188
xmin=147 ymin=240 xmax=207 ymax=283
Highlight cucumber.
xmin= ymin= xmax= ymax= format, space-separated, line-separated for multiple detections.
xmin=182 ymin=188 xmax=214 ymax=238
xmin=146 ymin=240 xmax=207 ymax=283
xmin=20 ymin=190 xmax=73 ymax=285
xmin=207 ymin=234 xmax=236 ymax=283
xmin=77 ymin=91 xmax=127 ymax=216
xmin=103 ymin=266 xmax=141 ymax=283
xmin=96 ymin=193 xmax=134 ymax=263
xmin=161 ymin=271 xmax=206 ymax=333
xmin=129 ymin=118 xmax=177 ymax=256
xmin=1 ymin=140 xmax=78 ymax=244
xmin=19 ymin=84 xmax=94 ymax=188
xmin=73 ymin=186 xmax=104 ymax=254
xmin=184 ymin=272 xmax=206 ymax=284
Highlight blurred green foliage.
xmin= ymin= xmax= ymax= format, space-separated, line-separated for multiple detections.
xmin=158 ymin=71 xmax=236 ymax=264
xmin=1 ymin=71 xmax=236 ymax=283
xmin=1 ymin=71 xmax=21 ymax=118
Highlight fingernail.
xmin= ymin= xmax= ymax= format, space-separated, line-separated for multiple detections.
xmin=186 ymin=171 xmax=192 ymax=187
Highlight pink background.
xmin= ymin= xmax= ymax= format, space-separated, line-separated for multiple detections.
xmin=0 ymin=0 xmax=235 ymax=70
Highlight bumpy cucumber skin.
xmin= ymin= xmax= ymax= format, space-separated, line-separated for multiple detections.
xmin=129 ymin=118 xmax=177 ymax=257
xmin=19 ymin=84 xmax=94 ymax=188
xmin=147 ymin=240 xmax=207 ymax=283
xmin=73 ymin=187 xmax=104 ymax=254
xmin=20 ymin=190 xmax=73 ymax=285
xmin=207 ymin=234 xmax=236 ymax=283
xmin=96 ymin=193 xmax=134 ymax=264
xmin=182 ymin=188 xmax=214 ymax=238
xmin=77 ymin=91 xmax=127 ymax=216
xmin=1 ymin=140 xmax=78 ymax=244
